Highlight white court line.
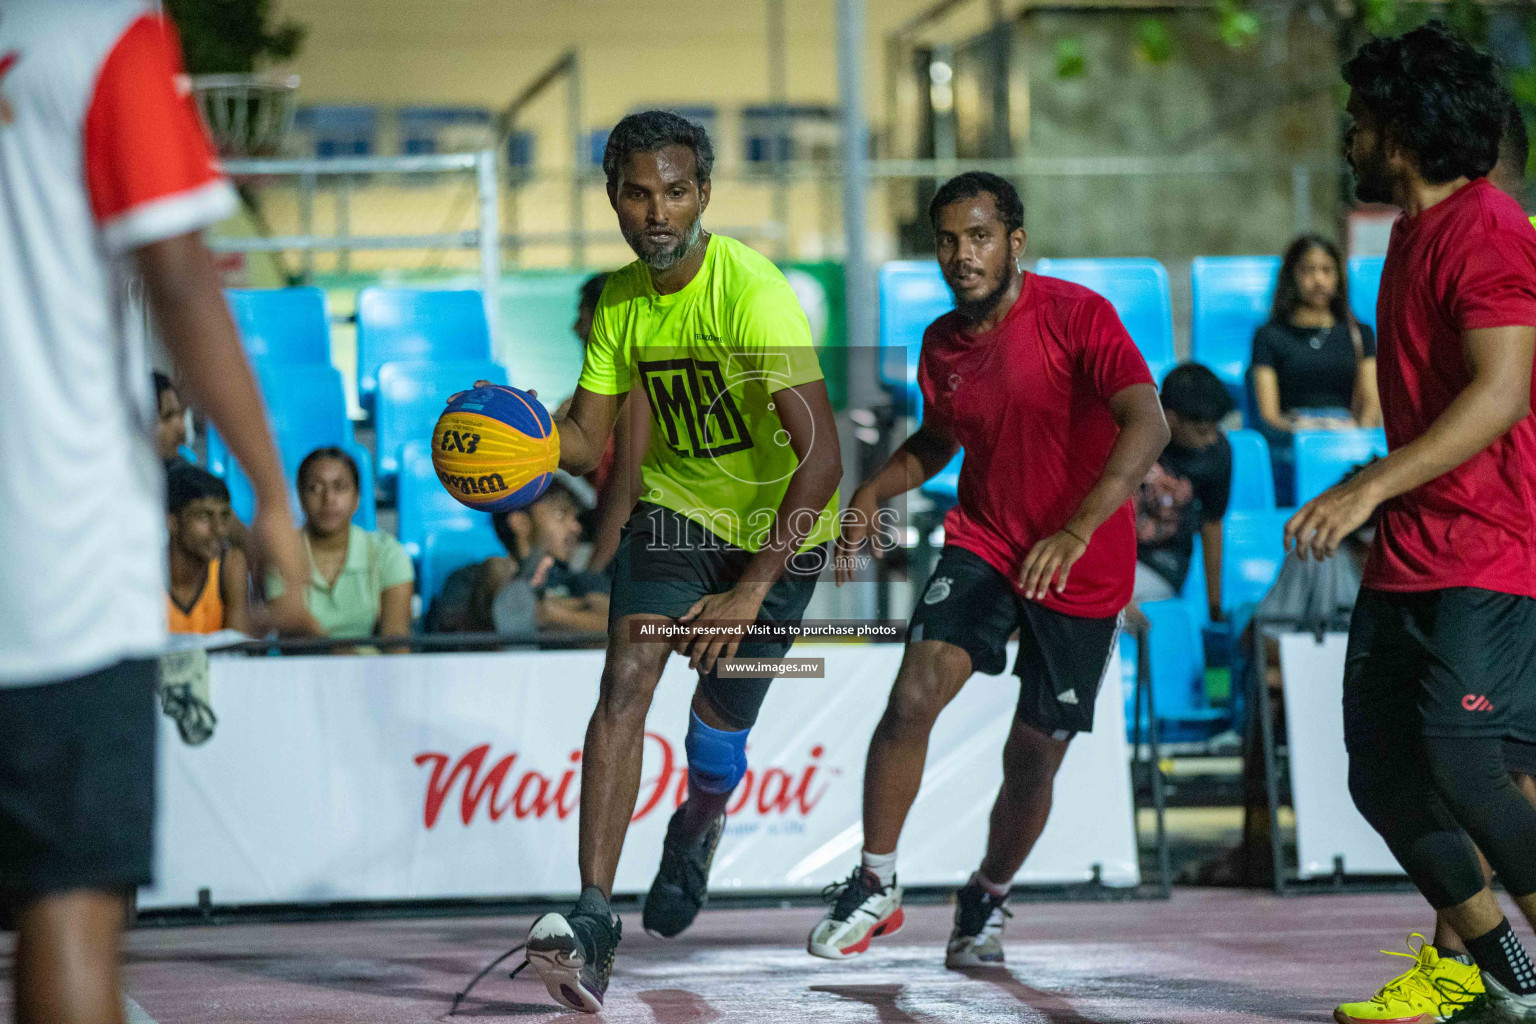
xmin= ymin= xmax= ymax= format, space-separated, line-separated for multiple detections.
xmin=124 ymin=996 xmax=159 ymax=1024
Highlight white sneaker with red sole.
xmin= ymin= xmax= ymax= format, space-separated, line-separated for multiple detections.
xmin=807 ymin=867 xmax=904 ymax=961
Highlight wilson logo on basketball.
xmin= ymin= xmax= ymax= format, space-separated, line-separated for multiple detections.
xmin=415 ymin=733 xmax=833 ymax=829
xmin=1462 ymin=694 xmax=1494 ymax=712
xmin=439 ymin=471 xmax=507 ymax=496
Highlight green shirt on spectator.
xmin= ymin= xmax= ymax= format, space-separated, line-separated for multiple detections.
xmin=267 ymin=525 xmax=414 ymax=640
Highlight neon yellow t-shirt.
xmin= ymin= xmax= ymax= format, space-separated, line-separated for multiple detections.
xmin=577 ymin=234 xmax=838 ymax=552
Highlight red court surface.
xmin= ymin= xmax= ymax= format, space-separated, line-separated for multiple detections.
xmin=6 ymin=888 xmax=1528 ymax=1023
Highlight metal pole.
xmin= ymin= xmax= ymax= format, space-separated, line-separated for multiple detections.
xmin=837 ymin=0 xmax=879 ymax=620
xmin=1137 ymin=625 xmax=1172 ymax=897
xmin=1292 ymin=163 xmax=1312 ymax=238
xmin=1253 ymin=619 xmax=1289 ymax=894
xmin=931 ymin=44 xmax=958 ymax=163
xmin=987 ymin=0 xmax=1012 ymax=159
xmin=476 ymin=149 xmax=502 ymax=355
xmin=569 ymin=51 xmax=586 ymax=269
xmin=768 ymin=0 xmax=790 ymax=260
xmin=336 ymin=174 xmax=352 ymax=275
xmin=298 ymin=170 xmax=316 ymax=281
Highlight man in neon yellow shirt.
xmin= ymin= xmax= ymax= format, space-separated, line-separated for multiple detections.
xmin=518 ymin=111 xmax=842 ymax=1013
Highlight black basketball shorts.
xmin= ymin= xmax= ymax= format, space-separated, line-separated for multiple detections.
xmin=608 ymin=502 xmax=824 ymax=730
xmin=908 ymin=546 xmax=1121 ymax=739
xmin=0 ymin=658 xmax=158 ymax=901
xmin=1345 ymin=586 xmax=1536 ymax=754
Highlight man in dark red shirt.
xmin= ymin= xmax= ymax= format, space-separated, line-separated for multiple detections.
xmin=806 ymin=171 xmax=1169 ymax=965
xmin=1287 ymin=23 xmax=1536 ymax=1022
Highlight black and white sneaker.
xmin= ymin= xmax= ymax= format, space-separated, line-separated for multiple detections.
xmin=806 ymin=866 xmax=904 ymax=960
xmin=524 ymin=886 xmax=622 ymax=1013
xmin=945 ymin=879 xmax=1011 ymax=968
xmin=643 ymin=804 xmax=726 ymax=938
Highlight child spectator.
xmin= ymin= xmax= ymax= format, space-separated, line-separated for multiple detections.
xmin=268 ymin=447 xmax=413 ymax=644
xmin=427 ymin=475 xmax=608 ymax=638
xmin=165 ymin=465 xmax=248 ymax=635
xmin=154 ymin=372 xmax=190 ymax=466
xmin=1134 ymin=363 xmax=1234 ymax=621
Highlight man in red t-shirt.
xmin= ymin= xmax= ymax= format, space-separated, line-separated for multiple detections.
xmin=807 ymin=172 xmax=1169 ymax=964
xmin=1286 ymin=23 xmax=1536 ymax=1022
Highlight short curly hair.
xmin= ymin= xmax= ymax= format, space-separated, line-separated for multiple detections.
xmin=1343 ymin=21 xmax=1508 ymax=184
xmin=928 ymin=171 xmax=1025 ymax=236
xmin=602 ymin=110 xmax=714 ymax=191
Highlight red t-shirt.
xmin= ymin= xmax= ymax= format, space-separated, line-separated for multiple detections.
xmin=917 ymin=273 xmax=1155 ymax=618
xmin=1364 ymin=178 xmax=1536 ymax=597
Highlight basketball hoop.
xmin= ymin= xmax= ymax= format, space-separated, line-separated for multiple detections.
xmin=191 ymin=73 xmax=300 ymax=158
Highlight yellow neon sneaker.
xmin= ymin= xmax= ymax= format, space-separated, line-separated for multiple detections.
xmin=1335 ymin=934 xmax=1486 ymax=1024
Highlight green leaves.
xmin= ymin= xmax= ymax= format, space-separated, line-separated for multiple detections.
xmin=163 ymin=0 xmax=306 ymax=76
xmin=1214 ymin=0 xmax=1260 ymax=49
xmin=1134 ymin=19 xmax=1175 ymax=65
xmin=1053 ymin=37 xmax=1087 ymax=79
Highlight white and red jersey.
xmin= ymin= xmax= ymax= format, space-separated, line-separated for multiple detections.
xmin=0 ymin=0 xmax=236 ymax=685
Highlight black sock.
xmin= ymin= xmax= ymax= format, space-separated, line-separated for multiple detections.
xmin=1435 ymin=945 xmax=1475 ymax=966
xmin=1466 ymin=919 xmax=1536 ymax=995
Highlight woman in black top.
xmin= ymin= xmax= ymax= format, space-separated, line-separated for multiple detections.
xmin=1250 ymin=235 xmax=1381 ymax=436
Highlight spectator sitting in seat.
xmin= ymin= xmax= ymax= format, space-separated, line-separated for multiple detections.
xmin=1132 ymin=362 xmax=1234 ymax=622
xmin=154 ymin=372 xmax=190 ymax=467
xmin=1251 ymin=235 xmax=1381 ymax=441
xmin=426 ymin=475 xmax=609 ymax=638
xmin=165 ymin=465 xmax=248 ymax=635
xmin=267 ymin=446 xmax=413 ymax=646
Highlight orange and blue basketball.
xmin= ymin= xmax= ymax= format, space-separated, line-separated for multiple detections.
xmin=432 ymin=384 xmax=560 ymax=513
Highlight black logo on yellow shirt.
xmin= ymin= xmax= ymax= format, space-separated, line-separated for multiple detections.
xmin=639 ymin=358 xmax=754 ymax=459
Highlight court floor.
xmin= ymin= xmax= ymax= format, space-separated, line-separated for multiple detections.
xmin=2 ymin=888 xmax=1520 ymax=1023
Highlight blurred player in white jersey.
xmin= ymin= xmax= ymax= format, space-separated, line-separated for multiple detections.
xmin=0 ymin=3 xmax=313 ymax=1021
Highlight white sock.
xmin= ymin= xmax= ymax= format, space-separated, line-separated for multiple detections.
xmin=973 ymin=869 xmax=1009 ymax=898
xmin=861 ymin=849 xmax=898 ymax=887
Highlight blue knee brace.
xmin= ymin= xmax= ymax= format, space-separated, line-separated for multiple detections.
xmin=684 ymin=710 xmax=749 ymax=794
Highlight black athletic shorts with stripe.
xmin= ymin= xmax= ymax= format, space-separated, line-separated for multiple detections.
xmin=908 ymin=546 xmax=1121 ymax=739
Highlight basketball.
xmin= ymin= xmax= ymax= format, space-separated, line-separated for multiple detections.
xmin=431 ymin=384 xmax=560 ymax=513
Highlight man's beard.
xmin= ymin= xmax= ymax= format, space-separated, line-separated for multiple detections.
xmin=951 ymin=260 xmax=1015 ymax=324
xmin=625 ymin=216 xmax=703 ymax=270
xmin=1350 ymin=147 xmax=1393 ymax=205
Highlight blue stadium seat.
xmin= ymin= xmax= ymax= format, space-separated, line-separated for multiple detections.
xmin=225 ymin=288 xmax=333 ymax=366
xmin=918 ymin=449 xmax=964 ymax=506
xmin=420 ymin=524 xmax=503 ymax=613
xmin=207 ymin=366 xmax=375 ymax=529
xmin=877 ymin=262 xmax=952 ymax=411
xmin=355 ymin=288 xmax=493 ymax=410
xmin=1348 ymin=256 xmax=1384 ymax=334
xmin=375 ymin=359 xmax=508 ymax=483
xmin=1221 ymin=508 xmax=1295 ymax=613
xmin=1140 ymin=599 xmax=1229 ymax=741
xmin=397 ymin=440 xmax=489 ymax=560
xmin=1190 ymin=256 xmax=1280 ymax=417
xmin=1227 ymin=428 xmax=1276 ymax=511
xmin=1034 ymin=258 xmax=1176 ymax=384
xmin=1293 ymin=428 xmax=1388 ymax=506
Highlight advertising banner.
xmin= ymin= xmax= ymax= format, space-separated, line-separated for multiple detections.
xmin=142 ymin=644 xmax=1139 ymax=909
